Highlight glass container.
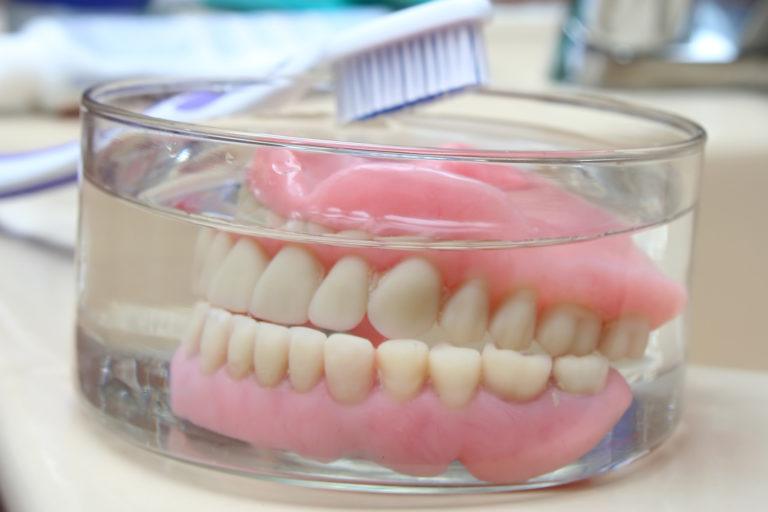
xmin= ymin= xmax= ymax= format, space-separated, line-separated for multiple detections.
xmin=76 ymin=79 xmax=705 ymax=493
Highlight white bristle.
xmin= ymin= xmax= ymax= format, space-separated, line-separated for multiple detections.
xmin=335 ymin=23 xmax=489 ymax=123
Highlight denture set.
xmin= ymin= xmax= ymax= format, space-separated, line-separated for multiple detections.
xmin=170 ymin=147 xmax=685 ymax=483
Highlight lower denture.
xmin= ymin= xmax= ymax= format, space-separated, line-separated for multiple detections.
xmin=170 ymin=147 xmax=685 ymax=483
xmin=171 ymin=347 xmax=630 ymax=483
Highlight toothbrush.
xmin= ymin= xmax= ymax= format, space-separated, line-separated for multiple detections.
xmin=0 ymin=0 xmax=491 ymax=199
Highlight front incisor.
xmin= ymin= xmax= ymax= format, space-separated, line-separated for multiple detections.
xmin=253 ymin=322 xmax=290 ymax=387
xmin=429 ymin=345 xmax=482 ymax=408
xmin=324 ymin=334 xmax=375 ymax=404
xmin=198 ymin=308 xmax=233 ymax=374
xmin=376 ymin=339 xmax=429 ymax=402
xmin=288 ymin=326 xmax=327 ymax=393
xmin=249 ymin=245 xmax=324 ymax=325
xmin=207 ymin=238 xmax=268 ymax=313
xmin=481 ymin=344 xmax=552 ymax=401
xmin=226 ymin=315 xmax=259 ymax=379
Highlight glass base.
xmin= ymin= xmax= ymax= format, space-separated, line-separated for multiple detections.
xmin=76 ymin=327 xmax=684 ymax=494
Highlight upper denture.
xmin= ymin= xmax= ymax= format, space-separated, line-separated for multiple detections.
xmin=245 ymin=148 xmax=686 ymax=334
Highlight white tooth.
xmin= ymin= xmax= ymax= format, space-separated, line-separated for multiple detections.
xmin=253 ymin=322 xmax=290 ymax=387
xmin=553 ymin=353 xmax=609 ymax=395
xmin=418 ymin=324 xmax=450 ymax=347
xmin=196 ymin=232 xmax=233 ymax=296
xmin=233 ymin=188 xmax=265 ymax=223
xmin=288 ymin=326 xmax=327 ymax=392
xmin=262 ymin=209 xmax=286 ymax=228
xmin=306 ymin=222 xmax=332 ymax=235
xmin=489 ymin=289 xmax=537 ymax=350
xmin=537 ymin=304 xmax=601 ymax=357
xmin=368 ymin=258 xmax=441 ymax=338
xmin=439 ymin=279 xmax=489 ymax=346
xmin=481 ymin=344 xmax=551 ymax=401
xmin=207 ymin=238 xmax=268 ymax=313
xmin=226 ymin=315 xmax=258 ymax=379
xmin=334 ymin=230 xmax=371 ymax=240
xmin=428 ymin=345 xmax=481 ymax=408
xmin=600 ymin=316 xmax=651 ymax=360
xmin=308 ymin=256 xmax=370 ymax=331
xmin=324 ymin=333 xmax=375 ymax=404
xmin=570 ymin=309 xmax=603 ymax=356
xmin=181 ymin=302 xmax=210 ymax=355
xmin=283 ymin=219 xmax=307 ymax=232
xmin=192 ymin=228 xmax=215 ymax=281
xmin=376 ymin=339 xmax=429 ymax=402
xmin=249 ymin=246 xmax=324 ymax=325
xmin=377 ymin=235 xmax=431 ymax=243
xmin=199 ymin=308 xmax=233 ymax=374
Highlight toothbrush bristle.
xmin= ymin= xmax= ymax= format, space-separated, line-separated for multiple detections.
xmin=334 ymin=23 xmax=489 ymax=123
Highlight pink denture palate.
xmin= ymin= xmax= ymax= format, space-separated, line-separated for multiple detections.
xmin=170 ymin=145 xmax=686 ymax=484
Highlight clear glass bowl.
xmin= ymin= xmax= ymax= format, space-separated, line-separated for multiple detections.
xmin=76 ymin=79 xmax=705 ymax=493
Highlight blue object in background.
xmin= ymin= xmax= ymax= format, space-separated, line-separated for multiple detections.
xmin=12 ymin=0 xmax=150 ymax=9
xmin=205 ymin=0 xmax=426 ymax=11
xmin=7 ymin=0 xmax=152 ymax=30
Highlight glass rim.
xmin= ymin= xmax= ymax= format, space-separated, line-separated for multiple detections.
xmin=82 ymin=78 xmax=706 ymax=164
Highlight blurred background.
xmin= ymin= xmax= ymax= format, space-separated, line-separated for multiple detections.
xmin=0 ymin=0 xmax=766 ymax=372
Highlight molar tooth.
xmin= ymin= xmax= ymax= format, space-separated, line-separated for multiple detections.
xmin=207 ymin=238 xmax=268 ymax=313
xmin=288 ymin=326 xmax=327 ymax=392
xmin=324 ymin=333 xmax=375 ymax=404
xmin=376 ymin=339 xmax=429 ymax=402
xmin=481 ymin=344 xmax=552 ymax=401
xmin=489 ymin=289 xmax=537 ymax=350
xmin=199 ymin=308 xmax=233 ymax=374
xmin=537 ymin=304 xmax=601 ymax=357
xmin=196 ymin=231 xmax=233 ymax=296
xmin=226 ymin=315 xmax=258 ymax=379
xmin=253 ymin=322 xmax=290 ymax=387
xmin=429 ymin=345 xmax=481 ymax=408
xmin=181 ymin=301 xmax=210 ymax=355
xmin=367 ymin=258 xmax=441 ymax=338
xmin=249 ymin=246 xmax=324 ymax=325
xmin=553 ymin=353 xmax=609 ymax=395
xmin=599 ymin=316 xmax=651 ymax=360
xmin=439 ymin=279 xmax=489 ymax=346
xmin=308 ymin=256 xmax=370 ymax=331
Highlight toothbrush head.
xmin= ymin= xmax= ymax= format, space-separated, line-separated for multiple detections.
xmin=330 ymin=0 xmax=492 ymax=122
